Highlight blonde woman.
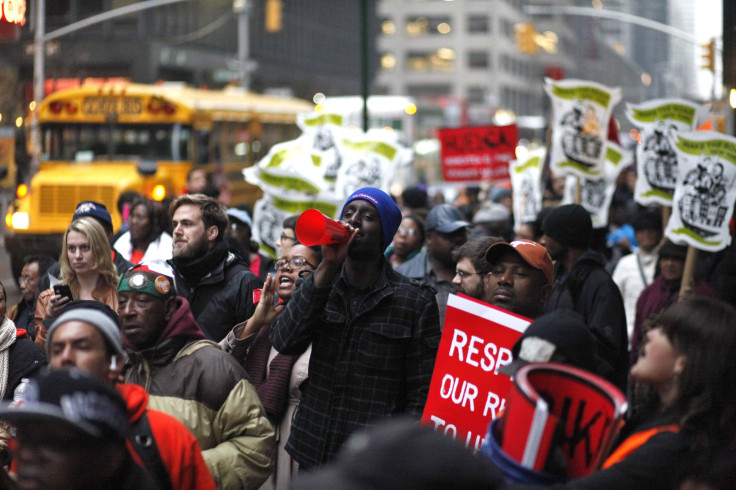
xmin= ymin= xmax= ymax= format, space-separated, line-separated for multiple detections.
xmin=34 ymin=217 xmax=119 ymax=350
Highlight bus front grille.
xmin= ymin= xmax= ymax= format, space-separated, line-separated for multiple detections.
xmin=38 ymin=185 xmax=116 ymax=216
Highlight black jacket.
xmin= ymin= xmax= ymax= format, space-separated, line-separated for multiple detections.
xmin=543 ymin=250 xmax=629 ymax=392
xmin=169 ymin=247 xmax=263 ymax=341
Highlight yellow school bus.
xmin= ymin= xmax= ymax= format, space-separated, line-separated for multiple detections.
xmin=4 ymin=82 xmax=313 ymax=276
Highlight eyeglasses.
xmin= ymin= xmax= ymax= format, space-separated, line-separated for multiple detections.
xmin=279 ymin=233 xmax=297 ymax=243
xmin=275 ymin=257 xmax=316 ymax=271
xmin=396 ymin=226 xmax=417 ymax=237
xmin=18 ymin=275 xmax=36 ymax=285
xmin=455 ymin=270 xmax=484 ymax=279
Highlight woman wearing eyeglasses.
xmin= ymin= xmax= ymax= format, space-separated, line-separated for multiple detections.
xmin=221 ymin=243 xmax=322 ymax=490
xmin=385 ymin=215 xmax=425 ymax=269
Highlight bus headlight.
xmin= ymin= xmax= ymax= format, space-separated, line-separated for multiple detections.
xmin=10 ymin=212 xmax=29 ymax=230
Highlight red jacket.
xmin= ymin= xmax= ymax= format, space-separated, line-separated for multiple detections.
xmin=117 ymin=383 xmax=216 ymax=490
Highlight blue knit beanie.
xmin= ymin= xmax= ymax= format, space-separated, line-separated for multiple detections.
xmin=341 ymin=187 xmax=402 ymax=251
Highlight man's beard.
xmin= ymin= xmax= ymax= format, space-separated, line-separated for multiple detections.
xmin=173 ymin=233 xmax=210 ymax=260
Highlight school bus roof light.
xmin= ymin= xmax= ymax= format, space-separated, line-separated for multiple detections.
xmin=152 ymin=185 xmax=166 ymax=201
xmin=65 ymin=103 xmax=78 ymax=114
xmin=49 ymin=101 xmax=63 ymax=114
xmin=16 ymin=184 xmax=28 ymax=199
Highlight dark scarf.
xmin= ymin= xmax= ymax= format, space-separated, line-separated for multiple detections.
xmin=171 ymin=240 xmax=230 ymax=284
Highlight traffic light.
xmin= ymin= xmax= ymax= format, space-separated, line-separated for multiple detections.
xmin=515 ymin=22 xmax=538 ymax=55
xmin=265 ymin=0 xmax=282 ymax=33
xmin=701 ymin=38 xmax=715 ymax=72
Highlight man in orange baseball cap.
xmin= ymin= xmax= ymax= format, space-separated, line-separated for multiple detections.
xmin=484 ymin=240 xmax=553 ymax=320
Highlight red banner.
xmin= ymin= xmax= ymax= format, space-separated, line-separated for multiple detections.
xmin=438 ymin=124 xmax=518 ymax=182
xmin=421 ymin=293 xmax=530 ymax=450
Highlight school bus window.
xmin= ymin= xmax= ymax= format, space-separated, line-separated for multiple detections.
xmin=41 ymin=124 xmax=192 ymax=162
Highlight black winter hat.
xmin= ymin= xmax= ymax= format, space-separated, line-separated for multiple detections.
xmin=658 ymin=240 xmax=687 ymax=261
xmin=632 ymin=208 xmax=662 ymax=233
xmin=499 ymin=310 xmax=613 ymax=382
xmin=542 ymin=204 xmax=592 ymax=249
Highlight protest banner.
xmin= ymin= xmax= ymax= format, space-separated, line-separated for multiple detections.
xmin=244 ymin=111 xmax=411 ymax=257
xmin=485 ymin=363 xmax=627 ymax=480
xmin=626 ymin=98 xmax=705 ymax=206
xmin=664 ymin=131 xmax=736 ymax=253
xmin=545 ymin=79 xmax=621 ymax=179
xmin=421 ymin=293 xmax=530 ymax=450
xmin=437 ymin=124 xmax=517 ymax=182
xmin=561 ymin=141 xmax=631 ymax=228
xmin=510 ymin=148 xmax=546 ymax=229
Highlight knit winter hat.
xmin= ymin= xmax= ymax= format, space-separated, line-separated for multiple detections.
xmin=341 ymin=187 xmax=402 ymax=251
xmin=542 ymin=204 xmax=593 ymax=249
xmin=47 ymin=307 xmax=124 ymax=359
xmin=117 ymin=264 xmax=175 ymax=300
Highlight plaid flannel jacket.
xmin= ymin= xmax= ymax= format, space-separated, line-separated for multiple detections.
xmin=270 ymin=260 xmax=441 ymax=468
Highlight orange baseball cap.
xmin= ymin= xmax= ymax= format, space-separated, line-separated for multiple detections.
xmin=484 ymin=239 xmax=554 ymax=285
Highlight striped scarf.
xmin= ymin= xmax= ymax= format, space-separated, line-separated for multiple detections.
xmin=0 ymin=318 xmax=17 ymax=400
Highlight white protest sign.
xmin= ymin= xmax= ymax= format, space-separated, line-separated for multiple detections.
xmin=626 ymin=99 xmax=705 ymax=206
xmin=664 ymin=131 xmax=736 ymax=252
xmin=245 ymin=111 xmax=411 ymax=258
xmin=510 ymin=148 xmax=546 ymax=228
xmin=562 ymin=141 xmax=632 ymax=228
xmin=545 ymin=78 xmax=621 ymax=179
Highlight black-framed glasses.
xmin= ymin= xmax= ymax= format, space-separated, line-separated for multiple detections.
xmin=275 ymin=257 xmax=316 ymax=270
xmin=455 ymin=270 xmax=483 ymax=279
xmin=279 ymin=233 xmax=297 ymax=243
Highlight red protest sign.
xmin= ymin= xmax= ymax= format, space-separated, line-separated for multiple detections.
xmin=501 ymin=363 xmax=627 ymax=478
xmin=438 ymin=124 xmax=518 ymax=182
xmin=421 ymin=293 xmax=530 ymax=450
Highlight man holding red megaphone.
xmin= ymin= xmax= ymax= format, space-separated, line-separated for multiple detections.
xmin=270 ymin=187 xmax=442 ymax=470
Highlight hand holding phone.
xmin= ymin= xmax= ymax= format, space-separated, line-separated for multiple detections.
xmin=53 ymin=284 xmax=74 ymax=303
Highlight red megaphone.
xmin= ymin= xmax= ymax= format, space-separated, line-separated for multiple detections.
xmin=296 ymin=209 xmax=351 ymax=246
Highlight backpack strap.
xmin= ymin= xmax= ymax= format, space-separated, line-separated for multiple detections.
xmin=129 ymin=411 xmax=173 ymax=490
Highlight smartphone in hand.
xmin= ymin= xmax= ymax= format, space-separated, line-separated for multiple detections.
xmin=53 ymin=284 xmax=74 ymax=303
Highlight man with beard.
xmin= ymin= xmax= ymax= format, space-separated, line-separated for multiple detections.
xmin=484 ymin=240 xmax=553 ymax=319
xmin=541 ymin=204 xmax=629 ymax=392
xmin=271 ymin=187 xmax=441 ymax=469
xmin=167 ymin=194 xmax=262 ymax=341
xmin=396 ymin=204 xmax=470 ymax=327
xmin=451 ymin=237 xmax=502 ymax=302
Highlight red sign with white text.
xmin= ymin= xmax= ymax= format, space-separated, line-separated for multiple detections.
xmin=421 ymin=294 xmax=530 ymax=450
xmin=1 ymin=0 xmax=26 ymax=26
xmin=438 ymin=124 xmax=518 ymax=182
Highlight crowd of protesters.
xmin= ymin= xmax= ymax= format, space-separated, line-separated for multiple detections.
xmin=0 ymin=169 xmax=735 ymax=489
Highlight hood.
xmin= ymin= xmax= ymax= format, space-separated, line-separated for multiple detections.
xmin=116 ymin=383 xmax=148 ymax=423
xmin=155 ymin=297 xmax=206 ymax=345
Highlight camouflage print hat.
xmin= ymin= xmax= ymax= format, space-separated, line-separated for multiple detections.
xmin=117 ymin=265 xmax=175 ymax=300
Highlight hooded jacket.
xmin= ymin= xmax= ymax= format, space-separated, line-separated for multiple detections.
xmin=123 ymin=298 xmax=275 ymax=489
xmin=117 ymin=383 xmax=217 ymax=490
xmin=543 ymin=250 xmax=629 ymax=392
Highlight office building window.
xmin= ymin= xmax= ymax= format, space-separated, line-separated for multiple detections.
xmin=406 ymin=16 xmax=452 ymax=36
xmin=468 ymin=51 xmax=490 ymax=69
xmin=381 ymin=53 xmax=397 ymax=71
xmin=467 ymin=15 xmax=490 ymax=33
xmin=407 ymin=49 xmax=455 ymax=71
